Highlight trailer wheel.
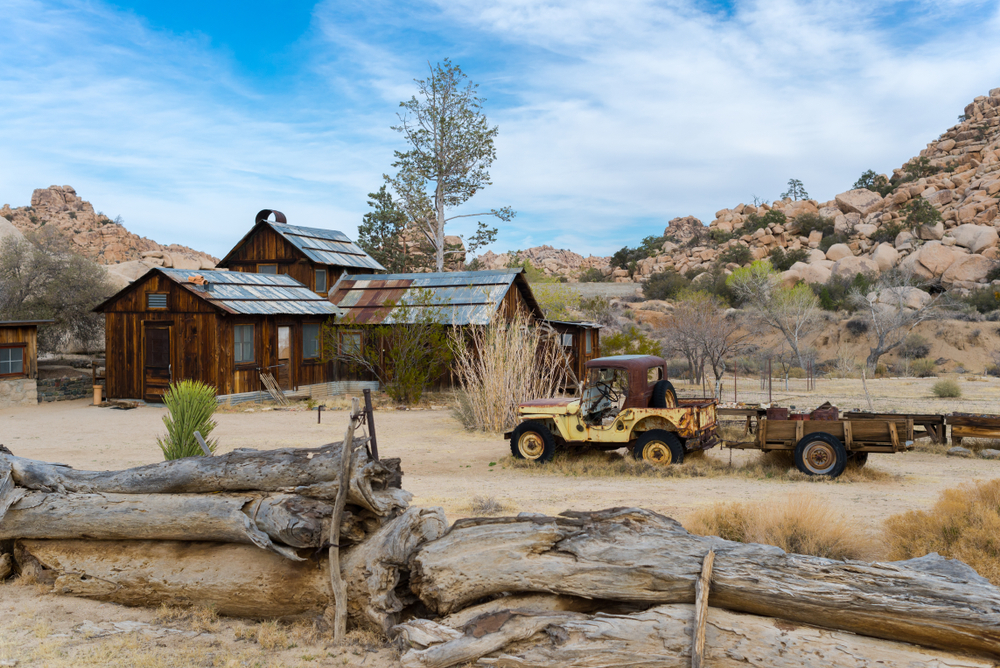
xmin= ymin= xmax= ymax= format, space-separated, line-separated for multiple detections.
xmin=849 ymin=451 xmax=869 ymax=468
xmin=632 ymin=430 xmax=684 ymax=466
xmin=650 ymin=381 xmax=677 ymax=409
xmin=794 ymin=432 xmax=848 ymax=477
xmin=510 ymin=421 xmax=556 ymax=463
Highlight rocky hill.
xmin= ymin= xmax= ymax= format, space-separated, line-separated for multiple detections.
xmin=477 ymin=87 xmax=1000 ymax=292
xmin=1 ymin=186 xmax=218 ymax=279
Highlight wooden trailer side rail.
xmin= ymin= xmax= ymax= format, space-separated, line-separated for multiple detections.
xmin=727 ymin=418 xmax=914 ymax=453
xmin=948 ymin=413 xmax=1000 ymax=446
xmin=844 ymin=412 xmax=945 ymax=444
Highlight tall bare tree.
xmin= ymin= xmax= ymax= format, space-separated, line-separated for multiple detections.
xmin=388 ymin=59 xmax=515 ymax=272
xmin=849 ymin=268 xmax=941 ymax=370
xmin=727 ymin=260 xmax=820 ymax=369
xmin=666 ymin=291 xmax=754 ymax=395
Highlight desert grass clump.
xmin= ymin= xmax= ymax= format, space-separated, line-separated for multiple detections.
xmin=910 ymin=358 xmax=937 ymax=378
xmin=686 ymin=493 xmax=879 ymax=560
xmin=885 ymin=479 xmax=1000 ymax=586
xmin=931 ymin=378 xmax=962 ymax=398
xmin=470 ymin=495 xmax=508 ymax=516
xmin=156 ymin=380 xmax=218 ymax=460
xmin=451 ymin=310 xmax=569 ymax=432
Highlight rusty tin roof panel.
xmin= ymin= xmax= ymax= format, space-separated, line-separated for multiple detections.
xmin=159 ymin=268 xmax=341 ymax=317
xmin=267 ymin=223 xmax=386 ymax=271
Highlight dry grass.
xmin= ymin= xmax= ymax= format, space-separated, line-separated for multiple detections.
xmin=885 ymin=478 xmax=1000 ymax=586
xmin=469 ymin=495 xmax=511 ymax=516
xmin=505 ymin=448 xmax=895 ymax=483
xmin=686 ymin=493 xmax=881 ymax=560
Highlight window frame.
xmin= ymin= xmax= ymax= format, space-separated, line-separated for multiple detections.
xmin=233 ymin=324 xmax=255 ymax=366
xmin=146 ymin=293 xmax=169 ymax=310
xmin=257 ymin=264 xmax=278 ymax=275
xmin=302 ymin=323 xmax=321 ymax=361
xmin=339 ymin=330 xmax=362 ymax=358
xmin=0 ymin=344 xmax=27 ymax=378
xmin=314 ymin=268 xmax=328 ymax=294
xmin=585 ymin=331 xmax=593 ymax=355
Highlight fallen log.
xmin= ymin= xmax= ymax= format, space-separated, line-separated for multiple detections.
xmin=395 ymin=603 xmax=998 ymax=668
xmin=0 ymin=491 xmax=340 ymax=559
xmin=410 ymin=508 xmax=1000 ymax=657
xmin=0 ymin=442 xmax=411 ymax=517
xmin=14 ymin=505 xmax=447 ymax=621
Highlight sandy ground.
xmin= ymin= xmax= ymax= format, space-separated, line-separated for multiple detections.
xmin=3 ymin=382 xmax=1000 ymax=666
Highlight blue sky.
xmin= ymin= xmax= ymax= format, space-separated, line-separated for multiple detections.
xmin=2 ymin=0 xmax=999 ymax=260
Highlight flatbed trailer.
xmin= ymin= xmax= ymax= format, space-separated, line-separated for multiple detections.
xmin=948 ymin=413 xmax=1000 ymax=446
xmin=844 ymin=411 xmax=946 ymax=444
xmin=727 ymin=416 xmax=914 ymax=477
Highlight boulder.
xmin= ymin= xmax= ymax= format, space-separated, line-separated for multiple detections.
xmin=806 ymin=249 xmax=828 ymax=264
xmin=855 ymin=223 xmax=878 ymax=238
xmin=895 ymin=229 xmax=914 ymax=250
xmin=942 ymin=254 xmax=994 ymax=287
xmin=0 ymin=215 xmax=25 ymax=244
xmin=950 ymin=224 xmax=999 ymax=254
xmin=784 ymin=200 xmax=818 ymax=218
xmin=779 ymin=270 xmax=801 ymax=288
xmin=947 ymin=447 xmax=973 ymax=458
xmin=835 ymin=189 xmax=883 ymax=216
xmin=807 ymin=230 xmax=823 ymax=244
xmin=980 ymin=449 xmax=1000 ymax=460
xmin=825 ymin=243 xmax=853 ymax=261
xmin=871 ymin=243 xmax=899 ymax=272
xmin=664 ymin=216 xmax=704 ymax=243
xmin=172 ymin=256 xmax=202 ymax=270
xmin=101 ymin=267 xmax=132 ymax=291
xmin=833 ymin=214 xmax=850 ymax=235
xmin=831 ymin=255 xmax=880 ymax=279
xmin=873 ymin=286 xmax=932 ymax=310
xmin=906 ymin=241 xmax=966 ymax=279
xmin=923 ymin=189 xmax=954 ymax=207
xmin=790 ymin=261 xmax=832 ymax=285
xmin=109 ymin=260 xmax=155 ymax=281
xmin=916 ymin=221 xmax=945 ymax=241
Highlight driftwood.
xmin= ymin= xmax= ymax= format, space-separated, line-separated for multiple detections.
xmin=14 ymin=506 xmax=446 ymax=621
xmin=0 ymin=442 xmax=410 ymax=517
xmin=0 ymin=491 xmax=338 ymax=559
xmin=330 ymin=398 xmax=363 ymax=642
xmin=395 ymin=603 xmax=998 ymax=668
xmin=411 ymin=508 xmax=1000 ymax=657
xmin=691 ymin=549 xmax=714 ymax=668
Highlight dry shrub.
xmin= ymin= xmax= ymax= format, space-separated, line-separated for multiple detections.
xmin=686 ymin=493 xmax=879 ymax=560
xmin=932 ymin=379 xmax=961 ymax=398
xmin=470 ymin=495 xmax=508 ymax=516
xmin=885 ymin=479 xmax=1000 ymax=586
xmin=451 ymin=310 xmax=570 ymax=432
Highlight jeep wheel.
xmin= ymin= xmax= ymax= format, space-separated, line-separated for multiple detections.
xmin=632 ymin=430 xmax=684 ymax=466
xmin=510 ymin=420 xmax=556 ymax=463
xmin=794 ymin=432 xmax=848 ymax=477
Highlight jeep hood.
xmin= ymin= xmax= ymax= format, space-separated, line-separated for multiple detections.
xmin=518 ymin=398 xmax=580 ymax=415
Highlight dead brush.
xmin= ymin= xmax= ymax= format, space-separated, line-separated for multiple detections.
xmin=469 ymin=495 xmax=509 ymax=516
xmin=686 ymin=493 xmax=881 ymax=561
xmin=885 ymin=479 xmax=1000 ymax=587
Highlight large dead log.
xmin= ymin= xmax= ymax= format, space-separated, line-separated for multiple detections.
xmin=410 ymin=508 xmax=1000 ymax=657
xmin=0 ymin=442 xmax=410 ymax=517
xmin=0 ymin=491 xmax=339 ymax=559
xmin=395 ymin=603 xmax=998 ymax=668
xmin=14 ymin=506 xmax=446 ymax=620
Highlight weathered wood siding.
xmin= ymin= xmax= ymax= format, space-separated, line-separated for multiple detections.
xmin=0 ymin=325 xmax=39 ymax=379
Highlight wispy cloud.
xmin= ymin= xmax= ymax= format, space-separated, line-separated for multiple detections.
xmin=1 ymin=0 xmax=998 ymax=259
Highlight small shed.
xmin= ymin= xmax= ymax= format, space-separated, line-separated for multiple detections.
xmin=0 ymin=320 xmax=51 ymax=408
xmin=216 ymin=210 xmax=385 ymax=296
xmin=94 ymin=268 xmax=341 ymax=403
xmin=543 ymin=319 xmax=603 ymax=384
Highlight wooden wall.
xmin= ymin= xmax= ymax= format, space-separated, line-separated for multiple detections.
xmin=0 ymin=325 xmax=39 ymax=379
xmin=102 ymin=272 xmax=336 ymax=401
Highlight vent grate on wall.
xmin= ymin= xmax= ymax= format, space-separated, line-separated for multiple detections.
xmin=147 ymin=294 xmax=168 ymax=309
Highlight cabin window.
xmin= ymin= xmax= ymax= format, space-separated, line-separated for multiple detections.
xmin=339 ymin=331 xmax=362 ymax=358
xmin=0 ymin=346 xmax=24 ymax=377
xmin=561 ymin=333 xmax=573 ymax=347
xmin=234 ymin=325 xmax=255 ymax=364
xmin=315 ymin=269 xmax=328 ymax=293
xmin=647 ymin=366 xmax=663 ymax=383
xmin=303 ymin=324 xmax=321 ymax=360
xmin=147 ymin=293 xmax=168 ymax=309
xmin=585 ymin=332 xmax=592 ymax=355
xmin=257 ymin=264 xmax=278 ymax=274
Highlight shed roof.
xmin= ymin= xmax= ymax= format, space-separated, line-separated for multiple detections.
xmin=543 ymin=319 xmax=604 ymax=330
xmin=219 ymin=221 xmax=385 ymax=272
xmin=329 ymin=269 xmax=543 ymax=326
xmin=95 ymin=268 xmax=342 ymax=317
xmin=0 ymin=320 xmax=54 ymax=328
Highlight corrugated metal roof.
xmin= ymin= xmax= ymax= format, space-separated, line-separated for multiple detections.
xmin=158 ymin=268 xmax=342 ymax=317
xmin=329 ymin=269 xmax=540 ymax=325
xmin=266 ymin=222 xmax=385 ymax=271
xmin=543 ymin=319 xmax=604 ymax=329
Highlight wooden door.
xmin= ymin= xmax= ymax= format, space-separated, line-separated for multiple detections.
xmin=277 ymin=325 xmax=292 ymax=390
xmin=144 ymin=325 xmax=172 ymax=403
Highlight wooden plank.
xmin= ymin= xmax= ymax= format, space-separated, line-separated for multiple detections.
xmin=843 ymin=421 xmax=853 ymax=449
xmin=691 ymin=549 xmax=715 ymax=668
xmin=951 ymin=425 xmax=1000 ymax=440
xmin=888 ymin=422 xmax=899 ymax=449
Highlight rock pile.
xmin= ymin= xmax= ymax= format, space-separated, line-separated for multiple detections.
xmin=474 ymin=245 xmax=611 ymax=278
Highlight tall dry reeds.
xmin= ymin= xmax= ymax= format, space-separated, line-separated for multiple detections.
xmin=451 ymin=310 xmax=569 ymax=432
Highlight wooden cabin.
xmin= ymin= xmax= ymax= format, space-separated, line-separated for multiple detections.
xmin=0 ymin=320 xmax=50 ymax=408
xmin=94 ymin=268 xmax=341 ymax=403
xmin=216 ymin=209 xmax=384 ymax=296
xmin=543 ymin=319 xmax=603 ymax=385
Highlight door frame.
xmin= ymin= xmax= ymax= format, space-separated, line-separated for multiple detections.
xmin=142 ymin=321 xmax=173 ymax=403
xmin=276 ymin=322 xmax=295 ymax=391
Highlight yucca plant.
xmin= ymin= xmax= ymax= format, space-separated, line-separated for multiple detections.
xmin=157 ymin=380 xmax=219 ymax=460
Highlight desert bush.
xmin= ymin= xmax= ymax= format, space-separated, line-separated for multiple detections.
xmin=904 ymin=198 xmax=943 ymax=230
xmin=768 ymin=247 xmax=810 ymax=272
xmin=611 ymin=234 xmax=671 ymax=271
xmin=931 ymin=379 xmax=961 ymax=397
xmin=470 ymin=495 xmax=508 ymax=516
xmin=718 ymin=244 xmax=753 ymax=266
xmin=578 ymin=267 xmax=606 ymax=283
xmin=885 ymin=480 xmax=1000 ymax=586
xmin=853 ymin=169 xmax=894 ymax=197
xmin=451 ymin=310 xmax=569 ymax=432
xmin=964 ymin=287 xmax=1000 ymax=314
xmin=818 ymin=232 xmax=849 ymax=253
xmin=874 ymin=362 xmax=889 ymax=377
xmin=579 ymin=295 xmax=615 ymax=325
xmin=740 ymin=209 xmax=786 ymax=236
xmin=845 ymin=318 xmax=868 ymax=335
xmin=642 ymin=269 xmax=690 ymax=301
xmin=601 ymin=325 xmax=663 ymax=357
xmin=709 ymin=229 xmax=735 ymax=244
xmin=787 ymin=366 xmax=807 ymax=379
xmin=898 ymin=334 xmax=931 ymax=359
xmin=686 ymin=493 xmax=877 ymax=560
xmin=794 ymin=213 xmax=835 ymax=238
xmin=813 ymin=273 xmax=874 ymax=312
xmin=157 ymin=380 xmax=218 ymax=460
xmin=532 ymin=282 xmax=577 ymax=319
xmin=870 ymin=221 xmax=904 ymax=245
xmin=986 ymin=265 xmax=1000 ymax=283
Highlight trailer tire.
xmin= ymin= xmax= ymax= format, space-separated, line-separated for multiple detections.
xmin=510 ymin=421 xmax=556 ymax=463
xmin=849 ymin=451 xmax=869 ymax=468
xmin=650 ymin=380 xmax=677 ymax=409
xmin=794 ymin=432 xmax=848 ymax=477
xmin=632 ymin=430 xmax=684 ymax=466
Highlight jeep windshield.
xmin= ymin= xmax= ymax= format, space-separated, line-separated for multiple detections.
xmin=582 ymin=367 xmax=629 ymax=425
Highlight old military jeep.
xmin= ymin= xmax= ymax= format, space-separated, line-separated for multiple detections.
xmin=506 ymin=354 xmax=720 ymax=465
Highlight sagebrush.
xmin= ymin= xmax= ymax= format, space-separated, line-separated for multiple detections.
xmin=157 ymin=380 xmax=218 ymax=460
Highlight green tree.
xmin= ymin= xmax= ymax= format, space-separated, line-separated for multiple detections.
xmin=600 ymin=325 xmax=662 ymax=357
xmin=356 ymin=185 xmax=421 ymax=273
xmin=853 ymin=170 xmax=893 ymax=196
xmin=387 ymin=59 xmax=515 ymax=272
xmin=904 ymin=199 xmax=943 ymax=230
xmin=781 ymin=178 xmax=809 ymax=201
